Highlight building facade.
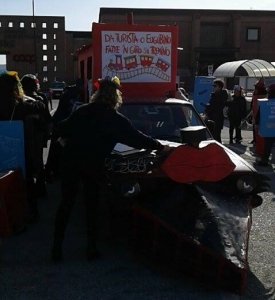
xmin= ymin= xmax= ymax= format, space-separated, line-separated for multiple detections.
xmin=1 ymin=9 xmax=275 ymax=91
xmin=0 ymin=15 xmax=91 ymax=89
xmin=99 ymin=8 xmax=275 ymax=87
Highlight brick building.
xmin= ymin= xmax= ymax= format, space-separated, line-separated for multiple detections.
xmin=0 ymin=15 xmax=91 ymax=89
xmin=1 ymin=9 xmax=275 ymax=91
xmin=99 ymin=8 xmax=275 ymax=87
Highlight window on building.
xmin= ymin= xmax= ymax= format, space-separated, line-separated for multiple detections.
xmin=54 ymin=44 xmax=57 ymax=50
xmin=42 ymin=44 xmax=47 ymax=50
xmin=54 ymin=66 xmax=57 ymax=72
xmin=31 ymin=22 xmax=36 ymax=28
xmin=43 ymin=66 xmax=48 ymax=72
xmin=20 ymin=22 xmax=24 ymax=28
xmin=43 ymin=55 xmax=47 ymax=61
xmin=247 ymin=28 xmax=260 ymax=41
xmin=53 ymin=22 xmax=58 ymax=29
xmin=42 ymin=22 xmax=47 ymax=28
xmin=0 ymin=22 xmax=1 ymax=28
xmin=8 ymin=22 xmax=13 ymax=28
xmin=42 ymin=33 xmax=47 ymax=40
xmin=54 ymin=55 xmax=57 ymax=61
xmin=200 ymin=23 xmax=230 ymax=47
xmin=53 ymin=34 xmax=56 ymax=39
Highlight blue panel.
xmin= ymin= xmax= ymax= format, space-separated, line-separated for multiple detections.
xmin=258 ymin=98 xmax=275 ymax=137
xmin=0 ymin=121 xmax=25 ymax=176
xmin=193 ymin=76 xmax=215 ymax=113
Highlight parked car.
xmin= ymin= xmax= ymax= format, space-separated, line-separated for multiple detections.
xmin=50 ymin=81 xmax=66 ymax=99
xmin=105 ymin=98 xmax=269 ymax=295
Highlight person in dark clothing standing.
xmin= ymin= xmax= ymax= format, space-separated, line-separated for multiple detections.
xmin=226 ymin=85 xmax=247 ymax=144
xmin=44 ymin=78 xmax=84 ymax=182
xmin=52 ymin=77 xmax=170 ymax=262
xmin=205 ymin=78 xmax=228 ymax=143
xmin=21 ymin=74 xmax=52 ymax=198
xmin=0 ymin=72 xmax=46 ymax=223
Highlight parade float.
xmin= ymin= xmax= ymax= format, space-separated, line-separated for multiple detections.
xmin=76 ymin=15 xmax=269 ymax=295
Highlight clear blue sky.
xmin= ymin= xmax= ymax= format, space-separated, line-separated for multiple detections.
xmin=1 ymin=0 xmax=275 ymax=64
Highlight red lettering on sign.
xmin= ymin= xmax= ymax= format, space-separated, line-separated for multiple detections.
xmin=13 ymin=54 xmax=35 ymax=64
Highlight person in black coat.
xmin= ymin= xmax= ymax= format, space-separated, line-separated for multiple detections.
xmin=21 ymin=74 xmax=53 ymax=198
xmin=44 ymin=79 xmax=84 ymax=182
xmin=52 ymin=77 xmax=171 ymax=262
xmin=226 ymin=85 xmax=247 ymax=144
xmin=205 ymin=78 xmax=228 ymax=143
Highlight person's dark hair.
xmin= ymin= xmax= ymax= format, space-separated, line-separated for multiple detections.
xmin=213 ymin=78 xmax=225 ymax=89
xmin=91 ymin=79 xmax=122 ymax=109
xmin=21 ymin=74 xmax=38 ymax=93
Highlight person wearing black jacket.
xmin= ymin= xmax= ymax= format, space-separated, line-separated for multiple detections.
xmin=21 ymin=74 xmax=53 ymax=198
xmin=0 ymin=72 xmax=46 ymax=223
xmin=44 ymin=78 xmax=84 ymax=182
xmin=52 ymin=77 xmax=170 ymax=262
xmin=226 ymin=85 xmax=247 ymax=144
xmin=206 ymin=79 xmax=228 ymax=143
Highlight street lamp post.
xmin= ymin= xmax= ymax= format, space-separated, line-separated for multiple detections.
xmin=32 ymin=0 xmax=38 ymax=76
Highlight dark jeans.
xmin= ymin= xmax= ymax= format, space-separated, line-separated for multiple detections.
xmin=45 ymin=131 xmax=62 ymax=178
xmin=212 ymin=126 xmax=222 ymax=143
xmin=261 ymin=137 xmax=275 ymax=162
xmin=53 ymin=161 xmax=106 ymax=249
xmin=229 ymin=119 xmax=242 ymax=141
xmin=25 ymin=173 xmax=38 ymax=217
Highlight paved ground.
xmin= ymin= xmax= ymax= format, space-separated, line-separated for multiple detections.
xmin=1 ymin=100 xmax=274 ymax=300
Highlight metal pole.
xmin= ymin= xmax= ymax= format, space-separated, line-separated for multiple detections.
xmin=32 ymin=0 xmax=38 ymax=76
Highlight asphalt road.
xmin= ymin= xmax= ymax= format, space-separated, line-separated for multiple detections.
xmin=221 ymin=120 xmax=275 ymax=300
xmin=0 ymin=100 xmax=274 ymax=300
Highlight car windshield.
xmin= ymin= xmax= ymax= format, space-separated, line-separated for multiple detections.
xmin=50 ymin=82 xmax=66 ymax=89
xmin=119 ymin=102 xmax=212 ymax=142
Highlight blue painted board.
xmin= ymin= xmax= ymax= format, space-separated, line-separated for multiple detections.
xmin=0 ymin=121 xmax=25 ymax=176
xmin=258 ymin=98 xmax=275 ymax=137
xmin=193 ymin=76 xmax=215 ymax=114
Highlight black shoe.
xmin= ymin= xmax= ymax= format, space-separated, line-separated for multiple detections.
xmin=229 ymin=139 xmax=233 ymax=144
xmin=257 ymin=161 xmax=269 ymax=166
xmin=235 ymin=140 xmax=241 ymax=144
